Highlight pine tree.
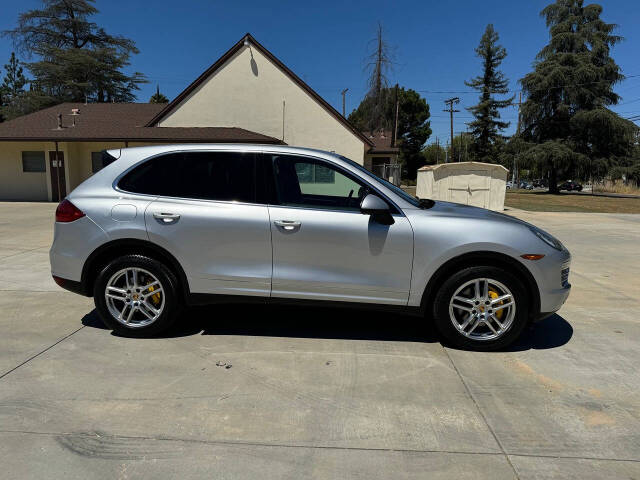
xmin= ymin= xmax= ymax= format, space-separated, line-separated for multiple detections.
xmin=4 ymin=0 xmax=146 ymax=107
xmin=363 ymin=23 xmax=394 ymax=132
xmin=149 ymin=85 xmax=169 ymax=104
xmin=0 ymin=52 xmax=29 ymax=121
xmin=519 ymin=0 xmax=636 ymax=192
xmin=2 ymin=52 xmax=27 ymax=102
xmin=349 ymin=86 xmax=431 ymax=179
xmin=465 ymin=24 xmax=514 ymax=162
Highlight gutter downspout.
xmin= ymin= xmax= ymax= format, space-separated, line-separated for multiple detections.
xmin=54 ymin=141 xmax=61 ymax=202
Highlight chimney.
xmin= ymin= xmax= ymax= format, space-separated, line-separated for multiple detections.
xmin=69 ymin=108 xmax=80 ymax=127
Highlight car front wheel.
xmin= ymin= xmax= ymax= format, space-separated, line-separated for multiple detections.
xmin=93 ymin=254 xmax=181 ymax=337
xmin=432 ymin=266 xmax=529 ymax=350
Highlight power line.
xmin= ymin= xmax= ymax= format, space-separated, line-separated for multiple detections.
xmin=417 ymin=74 xmax=640 ymax=96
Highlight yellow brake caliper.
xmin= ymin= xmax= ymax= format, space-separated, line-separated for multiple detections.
xmin=147 ymin=284 xmax=161 ymax=306
xmin=488 ymin=289 xmax=504 ymax=320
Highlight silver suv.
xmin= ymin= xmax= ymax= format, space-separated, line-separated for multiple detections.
xmin=50 ymin=145 xmax=571 ymax=350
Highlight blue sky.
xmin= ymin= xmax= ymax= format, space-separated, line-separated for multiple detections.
xmin=1 ymin=0 xmax=639 ymax=144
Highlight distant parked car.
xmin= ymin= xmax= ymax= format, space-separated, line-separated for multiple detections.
xmin=519 ymin=181 xmax=533 ymax=190
xmin=506 ymin=181 xmax=513 ymax=189
xmin=558 ymin=181 xmax=583 ymax=192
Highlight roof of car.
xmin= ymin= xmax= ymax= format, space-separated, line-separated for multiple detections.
xmin=106 ymin=143 xmax=346 ymax=160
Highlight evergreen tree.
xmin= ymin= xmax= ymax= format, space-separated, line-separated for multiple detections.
xmin=465 ymin=24 xmax=514 ymax=162
xmin=2 ymin=52 xmax=27 ymax=101
xmin=519 ymin=0 xmax=636 ymax=192
xmin=4 ymin=0 xmax=146 ymax=108
xmin=149 ymin=85 xmax=169 ymax=104
xmin=349 ymin=86 xmax=431 ymax=179
xmin=363 ymin=23 xmax=394 ymax=131
xmin=0 ymin=52 xmax=29 ymax=121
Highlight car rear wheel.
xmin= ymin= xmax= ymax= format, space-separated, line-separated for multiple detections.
xmin=93 ymin=254 xmax=181 ymax=337
xmin=432 ymin=266 xmax=529 ymax=351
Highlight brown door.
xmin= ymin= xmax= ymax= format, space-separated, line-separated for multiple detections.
xmin=49 ymin=151 xmax=67 ymax=201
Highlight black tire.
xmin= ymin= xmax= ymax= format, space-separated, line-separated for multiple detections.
xmin=93 ymin=254 xmax=182 ymax=337
xmin=432 ymin=266 xmax=529 ymax=351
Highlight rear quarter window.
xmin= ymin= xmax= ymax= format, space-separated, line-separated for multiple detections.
xmin=118 ymin=151 xmax=257 ymax=203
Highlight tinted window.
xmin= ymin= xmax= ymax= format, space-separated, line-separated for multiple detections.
xmin=22 ymin=151 xmax=46 ymax=172
xmin=271 ymin=155 xmax=368 ymax=211
xmin=119 ymin=151 xmax=257 ymax=203
xmin=91 ymin=152 xmax=103 ymax=173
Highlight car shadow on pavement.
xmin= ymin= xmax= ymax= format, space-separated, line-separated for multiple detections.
xmin=81 ymin=305 xmax=573 ymax=350
xmin=506 ymin=314 xmax=573 ymax=351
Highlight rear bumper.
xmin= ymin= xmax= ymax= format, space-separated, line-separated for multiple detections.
xmin=49 ymin=216 xmax=108 ymax=286
xmin=52 ymin=275 xmax=89 ymax=296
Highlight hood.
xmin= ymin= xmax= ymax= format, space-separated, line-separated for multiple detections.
xmin=417 ymin=200 xmax=536 ymax=228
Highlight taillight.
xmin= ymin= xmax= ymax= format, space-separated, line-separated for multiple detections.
xmin=55 ymin=199 xmax=85 ymax=222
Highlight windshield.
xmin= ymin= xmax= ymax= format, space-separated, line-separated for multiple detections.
xmin=338 ymin=155 xmax=422 ymax=207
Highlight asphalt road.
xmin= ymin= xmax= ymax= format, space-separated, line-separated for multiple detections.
xmin=0 ymin=202 xmax=638 ymax=479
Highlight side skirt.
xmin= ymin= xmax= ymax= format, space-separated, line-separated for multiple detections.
xmin=187 ymin=293 xmax=423 ymax=317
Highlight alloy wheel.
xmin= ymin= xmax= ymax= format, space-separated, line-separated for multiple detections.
xmin=104 ymin=267 xmax=165 ymax=328
xmin=448 ymin=277 xmax=516 ymax=341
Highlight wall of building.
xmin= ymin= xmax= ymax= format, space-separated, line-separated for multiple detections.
xmin=0 ymin=142 xmax=53 ymax=201
xmin=157 ymin=45 xmax=368 ymax=164
xmin=66 ymin=142 xmax=128 ymax=190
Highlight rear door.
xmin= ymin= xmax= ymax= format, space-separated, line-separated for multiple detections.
xmin=118 ymin=150 xmax=272 ymax=296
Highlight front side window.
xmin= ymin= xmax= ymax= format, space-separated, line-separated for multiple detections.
xmin=22 ymin=151 xmax=46 ymax=172
xmin=339 ymin=155 xmax=421 ymax=208
xmin=118 ymin=151 xmax=257 ymax=203
xmin=272 ymin=155 xmax=369 ymax=211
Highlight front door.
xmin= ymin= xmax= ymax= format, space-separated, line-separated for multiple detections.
xmin=266 ymin=154 xmax=414 ymax=305
xmin=49 ymin=151 xmax=66 ymax=201
xmin=119 ymin=150 xmax=272 ymax=296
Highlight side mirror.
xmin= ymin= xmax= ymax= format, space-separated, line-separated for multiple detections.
xmin=360 ymin=194 xmax=394 ymax=225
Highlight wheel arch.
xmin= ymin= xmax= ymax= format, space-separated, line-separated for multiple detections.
xmin=420 ymin=251 xmax=541 ymax=319
xmin=81 ymin=239 xmax=190 ymax=301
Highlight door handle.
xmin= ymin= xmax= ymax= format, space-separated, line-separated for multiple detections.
xmin=153 ymin=212 xmax=181 ymax=224
xmin=274 ymin=220 xmax=301 ymax=231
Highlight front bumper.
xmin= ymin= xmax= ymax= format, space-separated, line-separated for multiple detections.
xmin=531 ymin=252 xmax=572 ymax=314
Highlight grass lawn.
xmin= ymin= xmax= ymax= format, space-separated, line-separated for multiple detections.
xmin=505 ymin=190 xmax=640 ymax=213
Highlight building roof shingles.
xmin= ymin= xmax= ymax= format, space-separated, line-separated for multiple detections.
xmin=0 ymin=102 xmax=283 ymax=144
xmin=363 ymin=130 xmax=399 ymax=154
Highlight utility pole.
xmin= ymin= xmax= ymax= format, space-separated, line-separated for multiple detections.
xmin=514 ymin=91 xmax=523 ymax=135
xmin=444 ymin=97 xmax=460 ymax=164
xmin=341 ymin=88 xmax=349 ymax=117
xmin=512 ymin=92 xmax=523 ymax=185
xmin=393 ymin=83 xmax=399 ymax=150
xmin=435 ymin=137 xmax=439 ymax=164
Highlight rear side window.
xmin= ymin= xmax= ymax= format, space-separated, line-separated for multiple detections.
xmin=118 ymin=151 xmax=257 ymax=203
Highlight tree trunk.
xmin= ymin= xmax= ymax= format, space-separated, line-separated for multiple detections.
xmin=548 ymin=166 xmax=558 ymax=193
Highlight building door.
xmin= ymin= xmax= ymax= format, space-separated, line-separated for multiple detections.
xmin=49 ymin=151 xmax=67 ymax=201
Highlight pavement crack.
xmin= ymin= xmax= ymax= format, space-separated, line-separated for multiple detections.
xmin=1 ymin=429 xmax=638 ymax=463
xmin=0 ymin=326 xmax=85 ymax=380
xmin=443 ymin=347 xmax=522 ymax=480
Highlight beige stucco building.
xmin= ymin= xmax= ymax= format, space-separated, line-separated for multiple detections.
xmin=0 ymin=34 xmax=397 ymax=201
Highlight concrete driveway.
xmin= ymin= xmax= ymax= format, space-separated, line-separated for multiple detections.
xmin=0 ymin=202 xmax=638 ymax=479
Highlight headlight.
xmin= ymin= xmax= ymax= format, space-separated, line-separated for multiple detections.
xmin=530 ymin=227 xmax=563 ymax=251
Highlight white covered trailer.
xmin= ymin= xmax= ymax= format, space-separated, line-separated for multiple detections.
xmin=416 ymin=162 xmax=508 ymax=211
